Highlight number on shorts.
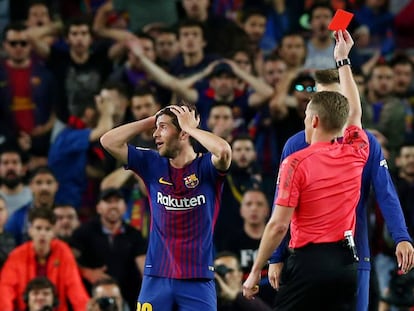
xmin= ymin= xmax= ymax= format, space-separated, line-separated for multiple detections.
xmin=136 ymin=302 xmax=153 ymax=311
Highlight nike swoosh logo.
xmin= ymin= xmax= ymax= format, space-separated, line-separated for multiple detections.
xmin=159 ymin=177 xmax=173 ymax=186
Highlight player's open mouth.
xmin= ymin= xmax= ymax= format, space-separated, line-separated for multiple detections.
xmin=156 ymin=142 xmax=164 ymax=149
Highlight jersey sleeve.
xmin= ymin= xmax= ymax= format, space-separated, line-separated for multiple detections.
xmin=369 ymin=135 xmax=412 ymax=244
xmin=125 ymin=144 xmax=159 ymax=179
xmin=275 ymin=155 xmax=302 ymax=208
xmin=343 ymin=125 xmax=369 ymax=161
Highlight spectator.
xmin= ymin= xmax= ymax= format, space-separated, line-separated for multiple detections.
xmin=5 ymin=166 xmax=58 ymax=245
xmin=0 ymin=194 xmax=15 ymax=270
xmin=215 ymin=251 xmax=272 ymax=311
xmin=169 ymin=19 xmax=218 ymax=77
xmin=303 ymin=3 xmax=336 ymax=70
xmin=0 ymin=147 xmax=32 ymax=217
xmin=70 ymin=187 xmax=147 ymax=311
xmin=180 ymin=0 xmax=248 ymax=57
xmin=23 ymin=276 xmax=59 ymax=311
xmin=0 ymin=207 xmax=89 ymax=311
xmin=362 ymin=63 xmax=405 ymax=171
xmin=389 ymin=54 xmax=414 ymax=142
xmin=87 ymin=278 xmax=128 ymax=311
xmin=52 ymin=204 xmax=79 ymax=244
xmin=0 ymin=22 xmax=57 ymax=164
xmin=218 ymin=189 xmax=274 ymax=306
xmin=48 ymin=88 xmax=116 ymax=209
xmin=154 ymin=27 xmax=180 ymax=70
xmin=215 ymin=135 xmax=262 ymax=250
xmin=30 ymin=16 xmax=114 ymax=123
xmin=128 ymin=40 xmax=274 ymax=130
xmin=277 ymin=32 xmax=306 ymax=75
xmin=240 ymin=8 xmax=267 ymax=75
xmin=207 ymin=102 xmax=236 ymax=143
xmin=129 ymin=87 xmax=161 ymax=148
xmin=262 ymin=55 xmax=287 ymax=89
xmin=25 ymin=0 xmax=57 ymax=58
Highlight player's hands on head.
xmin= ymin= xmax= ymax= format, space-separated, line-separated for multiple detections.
xmin=168 ymin=105 xmax=200 ymax=132
xmin=333 ymin=29 xmax=354 ymax=61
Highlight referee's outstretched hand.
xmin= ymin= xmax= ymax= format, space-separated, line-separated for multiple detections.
xmin=333 ymin=29 xmax=354 ymax=60
xmin=242 ymin=271 xmax=260 ymax=299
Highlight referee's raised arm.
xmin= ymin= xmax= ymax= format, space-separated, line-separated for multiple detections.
xmin=334 ymin=30 xmax=361 ymax=128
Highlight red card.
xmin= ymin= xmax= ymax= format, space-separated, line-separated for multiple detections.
xmin=328 ymin=9 xmax=354 ymax=31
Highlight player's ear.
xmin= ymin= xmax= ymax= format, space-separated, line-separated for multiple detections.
xmin=179 ymin=131 xmax=190 ymax=141
xmin=312 ymin=115 xmax=319 ymax=129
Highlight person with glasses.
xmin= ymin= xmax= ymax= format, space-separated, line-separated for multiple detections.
xmin=215 ymin=251 xmax=272 ymax=311
xmin=0 ymin=21 xmax=56 ymax=168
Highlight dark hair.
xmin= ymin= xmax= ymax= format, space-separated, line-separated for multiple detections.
xmin=155 ymin=101 xmax=199 ymax=148
xmin=28 ymin=207 xmax=56 ymax=225
xmin=314 ymin=68 xmax=339 ymax=85
xmin=309 ymin=3 xmax=334 ymax=21
xmin=279 ymin=31 xmax=305 ymax=47
xmin=101 ymin=81 xmax=129 ymax=99
xmin=23 ymin=277 xmax=58 ymax=307
xmin=132 ymin=86 xmax=156 ymax=99
xmin=230 ymin=134 xmax=254 ymax=147
xmin=155 ymin=101 xmax=199 ymax=132
xmin=28 ymin=166 xmax=56 ymax=183
xmin=26 ymin=0 xmax=50 ymax=17
xmin=215 ymin=251 xmax=241 ymax=270
xmin=209 ymin=101 xmax=233 ymax=112
xmin=135 ymin=32 xmax=155 ymax=46
xmin=0 ymin=146 xmax=27 ymax=164
xmin=157 ymin=27 xmax=177 ymax=38
xmin=177 ymin=19 xmax=206 ymax=40
xmin=91 ymin=278 xmax=121 ymax=297
xmin=389 ymin=53 xmax=414 ymax=70
xmin=65 ymin=16 xmax=91 ymax=37
xmin=310 ymin=91 xmax=349 ymax=133
xmin=2 ymin=22 xmax=27 ymax=41
xmin=241 ymin=8 xmax=267 ymax=24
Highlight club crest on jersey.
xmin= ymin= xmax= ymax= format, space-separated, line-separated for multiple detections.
xmin=184 ymin=174 xmax=199 ymax=188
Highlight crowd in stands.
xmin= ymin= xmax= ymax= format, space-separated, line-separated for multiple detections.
xmin=0 ymin=0 xmax=414 ymax=310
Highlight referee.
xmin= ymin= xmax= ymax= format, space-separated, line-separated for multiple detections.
xmin=243 ymin=30 xmax=367 ymax=311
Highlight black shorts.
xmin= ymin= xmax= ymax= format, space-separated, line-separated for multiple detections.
xmin=274 ymin=242 xmax=358 ymax=311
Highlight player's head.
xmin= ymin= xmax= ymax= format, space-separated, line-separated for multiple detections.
xmin=304 ymin=91 xmax=349 ymax=144
xmin=154 ymin=101 xmax=199 ymax=157
xmin=314 ymin=68 xmax=340 ymax=92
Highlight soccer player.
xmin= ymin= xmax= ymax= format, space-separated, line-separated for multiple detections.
xmin=267 ymin=71 xmax=414 ymax=310
xmin=243 ymin=30 xmax=369 ymax=310
xmin=100 ymin=101 xmax=232 ymax=311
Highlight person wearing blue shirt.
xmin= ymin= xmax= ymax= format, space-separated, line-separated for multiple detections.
xmin=267 ymin=68 xmax=414 ymax=311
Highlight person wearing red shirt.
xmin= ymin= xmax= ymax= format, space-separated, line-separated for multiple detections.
xmin=243 ymin=30 xmax=370 ymax=310
xmin=0 ymin=207 xmax=89 ymax=311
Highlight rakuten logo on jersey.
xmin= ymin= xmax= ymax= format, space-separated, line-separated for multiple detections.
xmin=157 ymin=192 xmax=206 ymax=210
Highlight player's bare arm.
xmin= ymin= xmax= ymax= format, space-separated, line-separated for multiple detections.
xmin=169 ymin=105 xmax=232 ymax=171
xmin=243 ymin=204 xmax=294 ymax=299
xmin=100 ymin=116 xmax=156 ymax=164
xmin=334 ymin=30 xmax=361 ymax=128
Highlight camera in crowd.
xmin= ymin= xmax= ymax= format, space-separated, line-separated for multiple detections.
xmin=95 ymin=297 xmax=118 ymax=311
xmin=214 ymin=264 xmax=234 ymax=293
xmin=382 ymin=269 xmax=414 ymax=307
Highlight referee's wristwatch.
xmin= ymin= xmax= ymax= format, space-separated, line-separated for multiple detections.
xmin=336 ymin=58 xmax=351 ymax=68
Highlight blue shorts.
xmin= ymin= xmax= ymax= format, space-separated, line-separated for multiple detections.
xmin=137 ymin=276 xmax=216 ymax=311
xmin=356 ymin=269 xmax=369 ymax=311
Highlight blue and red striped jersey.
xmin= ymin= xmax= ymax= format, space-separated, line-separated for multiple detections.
xmin=126 ymin=145 xmax=226 ymax=279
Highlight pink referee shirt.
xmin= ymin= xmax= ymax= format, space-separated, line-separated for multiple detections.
xmin=276 ymin=126 xmax=369 ymax=249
